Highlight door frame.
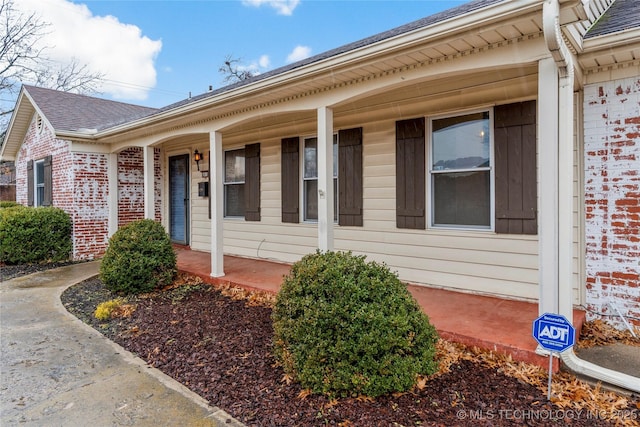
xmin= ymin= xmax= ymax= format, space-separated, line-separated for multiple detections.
xmin=168 ymin=153 xmax=190 ymax=245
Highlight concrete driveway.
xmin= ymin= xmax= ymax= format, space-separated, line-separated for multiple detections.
xmin=0 ymin=262 xmax=242 ymax=426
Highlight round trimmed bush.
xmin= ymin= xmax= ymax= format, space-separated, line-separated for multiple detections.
xmin=272 ymin=250 xmax=439 ymax=398
xmin=0 ymin=206 xmax=71 ymax=264
xmin=100 ymin=219 xmax=176 ymax=295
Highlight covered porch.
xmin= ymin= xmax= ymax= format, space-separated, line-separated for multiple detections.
xmin=175 ymin=246 xmax=586 ymax=372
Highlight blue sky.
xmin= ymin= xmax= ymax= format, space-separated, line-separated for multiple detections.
xmin=16 ymin=0 xmax=467 ymax=108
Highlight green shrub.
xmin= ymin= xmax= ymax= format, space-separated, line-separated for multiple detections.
xmin=100 ymin=219 xmax=176 ymax=295
xmin=0 ymin=201 xmax=20 ymax=209
xmin=272 ymin=250 xmax=439 ymax=398
xmin=0 ymin=206 xmax=72 ymax=264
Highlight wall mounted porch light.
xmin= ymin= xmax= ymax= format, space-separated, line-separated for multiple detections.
xmin=194 ymin=149 xmax=203 ymax=171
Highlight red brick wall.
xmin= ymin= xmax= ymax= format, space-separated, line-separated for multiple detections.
xmin=72 ymin=153 xmax=109 ymax=259
xmin=15 ymin=116 xmax=108 ymax=260
xmin=15 ymin=116 xmax=165 ymax=261
xmin=117 ymin=147 xmax=162 ymax=227
xmin=118 ymin=148 xmax=145 ymax=226
xmin=584 ymin=77 xmax=640 ymax=327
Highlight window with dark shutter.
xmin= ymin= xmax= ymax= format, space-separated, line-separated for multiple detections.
xmin=245 ymin=143 xmax=261 ymax=221
xmin=27 ymin=160 xmax=34 ymax=206
xmin=281 ymin=137 xmax=300 ymax=223
xmin=494 ymin=101 xmax=537 ymax=235
xmin=43 ymin=155 xmax=52 ymax=206
xmin=338 ymin=127 xmax=363 ymax=226
xmin=396 ymin=118 xmax=426 ymax=229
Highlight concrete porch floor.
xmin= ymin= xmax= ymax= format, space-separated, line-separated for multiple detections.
xmin=175 ymin=246 xmax=586 ymax=372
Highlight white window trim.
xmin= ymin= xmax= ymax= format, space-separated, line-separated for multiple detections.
xmin=300 ymin=135 xmax=339 ymax=223
xmin=223 ymin=147 xmax=245 ymax=219
xmin=426 ymin=107 xmax=495 ymax=232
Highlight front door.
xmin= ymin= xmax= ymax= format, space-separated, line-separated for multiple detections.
xmin=169 ymin=154 xmax=189 ymax=244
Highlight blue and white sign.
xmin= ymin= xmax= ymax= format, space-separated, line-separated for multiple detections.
xmin=532 ymin=313 xmax=576 ymax=353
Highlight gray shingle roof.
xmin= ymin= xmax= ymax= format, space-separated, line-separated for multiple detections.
xmin=585 ymin=0 xmax=640 ymax=38
xmin=24 ymin=85 xmax=158 ymax=132
xmin=160 ymin=0 xmax=504 ymax=112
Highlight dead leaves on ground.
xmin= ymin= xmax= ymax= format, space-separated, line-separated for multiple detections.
xmin=432 ymin=340 xmax=640 ymax=427
xmin=578 ymin=319 xmax=640 ymax=348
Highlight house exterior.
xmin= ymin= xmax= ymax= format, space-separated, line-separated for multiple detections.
xmin=1 ymin=0 xmax=638 ymax=330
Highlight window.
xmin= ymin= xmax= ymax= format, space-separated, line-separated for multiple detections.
xmin=35 ymin=159 xmax=45 ymax=206
xmin=396 ymin=102 xmax=536 ymax=235
xmin=27 ymin=156 xmax=52 ymax=207
xmin=224 ymin=148 xmax=245 ymax=217
xmin=430 ymin=111 xmax=492 ymax=229
xmin=281 ymin=129 xmax=362 ymax=226
xmin=303 ymin=136 xmax=337 ymax=221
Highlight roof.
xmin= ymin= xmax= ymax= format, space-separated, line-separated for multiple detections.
xmin=23 ymin=85 xmax=158 ymax=132
xmin=585 ymin=0 xmax=640 ymax=38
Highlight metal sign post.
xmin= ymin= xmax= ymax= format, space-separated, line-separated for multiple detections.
xmin=532 ymin=313 xmax=576 ymax=399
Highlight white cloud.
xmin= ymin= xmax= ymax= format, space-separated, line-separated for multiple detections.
xmin=286 ymin=45 xmax=311 ymax=63
xmin=236 ymin=55 xmax=271 ymax=77
xmin=241 ymin=0 xmax=300 ymax=16
xmin=259 ymin=55 xmax=271 ymax=69
xmin=15 ymin=0 xmax=162 ymax=101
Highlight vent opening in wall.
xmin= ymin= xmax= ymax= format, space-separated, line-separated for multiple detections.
xmin=36 ymin=115 xmax=44 ymax=134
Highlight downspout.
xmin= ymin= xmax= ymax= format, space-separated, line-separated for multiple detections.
xmin=543 ymin=0 xmax=640 ymax=393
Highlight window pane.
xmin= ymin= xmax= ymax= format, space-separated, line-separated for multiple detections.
xmin=36 ymin=187 xmax=45 ymax=207
xmin=304 ymin=179 xmax=318 ymax=220
xmin=433 ymin=171 xmax=490 ymax=227
xmin=225 ymin=149 xmax=245 ymax=182
xmin=304 ymin=138 xmax=317 ymax=179
xmin=224 ymin=183 xmax=245 ymax=217
xmin=432 ymin=112 xmax=490 ymax=170
xmin=36 ymin=161 xmax=45 ymax=185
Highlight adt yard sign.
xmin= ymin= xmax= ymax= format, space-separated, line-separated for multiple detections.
xmin=533 ymin=313 xmax=576 ymax=353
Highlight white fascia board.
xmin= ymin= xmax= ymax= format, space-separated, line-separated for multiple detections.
xmin=583 ymin=27 xmax=640 ymax=52
xmin=0 ymin=89 xmax=34 ymax=161
xmin=68 ymin=141 xmax=111 ymax=154
xmin=90 ymin=0 xmax=542 ymax=139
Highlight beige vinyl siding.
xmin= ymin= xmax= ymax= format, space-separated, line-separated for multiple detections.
xmin=178 ymin=75 xmax=582 ymax=304
xmin=187 ymin=137 xmax=318 ymax=262
xmin=333 ymin=120 xmax=540 ymax=301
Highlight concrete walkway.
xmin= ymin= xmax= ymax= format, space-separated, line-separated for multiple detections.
xmin=0 ymin=262 xmax=243 ymax=427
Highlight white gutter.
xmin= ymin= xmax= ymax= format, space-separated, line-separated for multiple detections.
xmin=543 ymin=0 xmax=640 ymax=393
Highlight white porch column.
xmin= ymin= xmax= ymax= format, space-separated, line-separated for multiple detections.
xmin=143 ymin=146 xmax=155 ymax=220
xmin=557 ymin=68 xmax=575 ymax=319
xmin=210 ymin=131 xmax=224 ymax=277
xmin=317 ymin=106 xmax=334 ymax=251
xmin=107 ymin=152 xmax=118 ymax=236
xmin=538 ymin=57 xmax=559 ymax=316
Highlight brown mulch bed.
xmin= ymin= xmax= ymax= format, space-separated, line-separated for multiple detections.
xmin=57 ymin=273 xmax=640 ymax=427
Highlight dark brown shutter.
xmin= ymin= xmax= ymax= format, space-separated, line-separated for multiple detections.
xmin=43 ymin=155 xmax=52 ymax=206
xmin=396 ymin=118 xmax=425 ymax=229
xmin=338 ymin=127 xmax=363 ymax=226
xmin=281 ymin=137 xmax=299 ymax=223
xmin=494 ymin=101 xmax=537 ymax=235
xmin=27 ymin=160 xmax=34 ymax=206
xmin=244 ymin=143 xmax=261 ymax=221
xmin=208 ymin=151 xmax=211 ymax=220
